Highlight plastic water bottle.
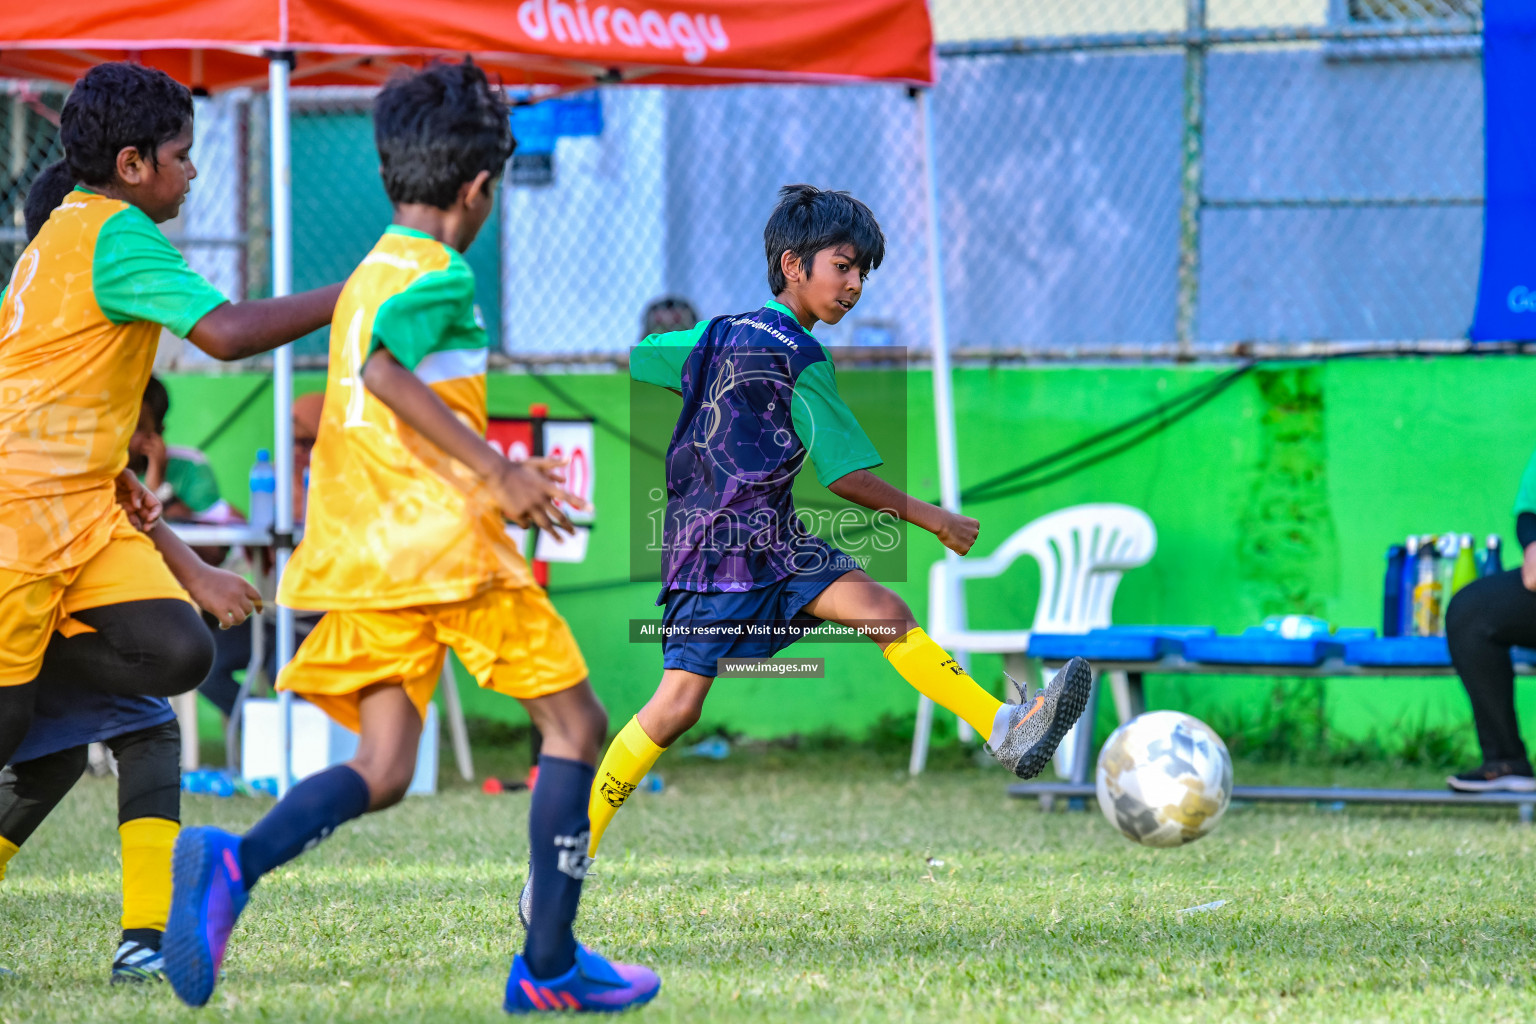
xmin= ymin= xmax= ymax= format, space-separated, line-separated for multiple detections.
xmin=1480 ymin=534 xmax=1504 ymax=577
xmin=1400 ymin=536 xmax=1420 ymax=636
xmin=1450 ymin=534 xmax=1477 ymax=597
xmin=1383 ymin=544 xmax=1405 ymax=637
xmin=1436 ymin=534 xmax=1459 ymax=603
xmin=1413 ymin=536 xmax=1443 ymax=637
xmin=249 ymin=449 xmax=276 ymax=534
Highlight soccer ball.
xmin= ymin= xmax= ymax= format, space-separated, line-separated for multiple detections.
xmin=1095 ymin=711 xmax=1233 ymax=847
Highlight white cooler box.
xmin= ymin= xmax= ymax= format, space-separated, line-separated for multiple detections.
xmin=241 ymin=698 xmax=438 ymax=796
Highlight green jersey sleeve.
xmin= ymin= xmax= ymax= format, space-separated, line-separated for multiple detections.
xmin=791 ymin=359 xmax=882 ymax=487
xmin=630 ymin=322 xmax=708 ymax=391
xmin=93 ymin=205 xmax=228 ymax=338
xmin=370 ymin=256 xmax=484 ymax=371
xmin=1514 ymin=448 xmax=1536 ymax=518
xmin=164 ymin=447 xmax=223 ymax=514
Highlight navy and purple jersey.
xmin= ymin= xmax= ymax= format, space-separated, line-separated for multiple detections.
xmin=631 ymin=300 xmax=882 ymax=595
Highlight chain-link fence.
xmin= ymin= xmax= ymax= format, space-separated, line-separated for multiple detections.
xmin=0 ymin=0 xmax=1485 ymax=365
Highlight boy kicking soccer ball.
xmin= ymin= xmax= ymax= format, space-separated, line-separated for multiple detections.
xmin=162 ymin=60 xmax=659 ymax=1013
xmin=577 ymin=184 xmax=1092 ymax=867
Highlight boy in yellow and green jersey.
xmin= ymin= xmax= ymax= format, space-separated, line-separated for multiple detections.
xmin=0 ymin=153 xmax=265 ymax=985
xmin=163 ymin=60 xmax=660 ymax=1015
xmin=0 ymin=60 xmax=343 ymax=779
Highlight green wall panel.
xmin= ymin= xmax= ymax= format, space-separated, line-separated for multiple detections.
xmin=161 ymin=355 xmax=1536 ymax=749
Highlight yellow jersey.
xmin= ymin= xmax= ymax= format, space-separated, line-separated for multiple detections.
xmin=0 ymin=189 xmax=225 ymax=574
xmin=278 ymin=226 xmax=532 ymax=612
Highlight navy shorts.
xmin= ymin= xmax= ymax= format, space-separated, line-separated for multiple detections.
xmin=659 ymin=555 xmax=862 ymax=677
xmin=14 ymin=685 xmax=175 ymax=764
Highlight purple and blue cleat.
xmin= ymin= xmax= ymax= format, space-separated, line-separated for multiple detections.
xmin=504 ymin=945 xmax=660 ymax=1014
xmin=163 ymin=826 xmax=249 ymax=1007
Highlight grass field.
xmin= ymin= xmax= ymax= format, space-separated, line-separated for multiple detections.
xmin=3 ymin=743 xmax=1535 ymax=1023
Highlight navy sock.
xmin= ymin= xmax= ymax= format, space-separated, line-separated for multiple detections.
xmin=237 ymin=764 xmax=370 ymax=884
xmin=522 ymin=755 xmax=595 ymax=980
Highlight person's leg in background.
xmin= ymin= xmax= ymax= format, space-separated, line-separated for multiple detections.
xmin=105 ymin=720 xmax=183 ymax=982
xmin=0 ymin=745 xmax=89 ymax=974
xmin=0 ymin=746 xmax=91 ymax=882
xmin=1446 ymin=569 xmax=1536 ymax=790
xmin=196 ymin=614 xmax=251 ymax=719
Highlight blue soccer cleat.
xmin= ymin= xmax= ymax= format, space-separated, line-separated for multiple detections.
xmin=504 ymin=945 xmax=660 ymax=1014
xmin=163 ymin=826 xmax=249 ymax=1007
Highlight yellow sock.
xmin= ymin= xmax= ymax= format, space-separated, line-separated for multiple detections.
xmin=884 ymin=627 xmax=1005 ymax=740
xmin=587 ymin=716 xmax=667 ymax=858
xmin=119 ymin=817 xmax=178 ymax=932
xmin=0 ymin=835 xmax=18 ymax=882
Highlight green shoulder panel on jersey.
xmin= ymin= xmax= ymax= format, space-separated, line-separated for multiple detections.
xmin=631 ymin=321 xmax=708 ymax=391
xmin=93 ymin=204 xmax=228 ymax=338
xmin=791 ymin=359 xmax=883 ymax=488
xmin=369 ymin=248 xmax=484 ymax=372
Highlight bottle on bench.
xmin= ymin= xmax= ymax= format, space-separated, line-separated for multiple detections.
xmin=1412 ymin=536 xmax=1443 ymax=638
xmin=1400 ymin=536 xmax=1420 ymax=637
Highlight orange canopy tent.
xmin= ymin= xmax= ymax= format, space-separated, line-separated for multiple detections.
xmin=0 ymin=0 xmax=965 ymax=781
xmin=0 ymin=1 xmax=934 ymax=89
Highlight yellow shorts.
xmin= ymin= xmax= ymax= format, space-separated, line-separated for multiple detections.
xmin=0 ymin=510 xmax=193 ymax=687
xmin=276 ymin=585 xmax=588 ymax=733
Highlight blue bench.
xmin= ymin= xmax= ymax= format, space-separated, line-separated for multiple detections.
xmin=1012 ymin=625 xmax=1536 ymax=817
xmin=1026 ymin=627 xmax=1536 ymax=671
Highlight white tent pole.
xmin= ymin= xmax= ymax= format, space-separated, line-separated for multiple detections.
xmin=269 ymin=54 xmax=297 ymax=798
xmin=909 ymin=87 xmax=970 ymax=777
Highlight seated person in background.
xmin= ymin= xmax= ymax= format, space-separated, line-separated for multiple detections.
xmin=639 ymin=294 xmax=698 ymax=340
xmin=1446 ymin=448 xmax=1536 ymax=792
xmin=196 ymin=392 xmax=326 ymax=719
xmin=129 ymin=377 xmax=238 ymax=527
xmin=291 ymin=391 xmax=324 ymax=518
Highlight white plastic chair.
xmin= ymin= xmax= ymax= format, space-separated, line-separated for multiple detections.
xmin=916 ymin=503 xmax=1157 ymax=777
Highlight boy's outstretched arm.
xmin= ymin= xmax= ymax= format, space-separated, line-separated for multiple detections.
xmin=149 ymin=523 xmax=263 ymax=628
xmin=828 ymin=469 xmax=979 ymax=556
xmin=187 ymin=284 xmax=345 ymax=362
xmin=113 ymin=476 xmax=260 ymax=626
xmin=360 ymin=349 xmax=583 ymax=534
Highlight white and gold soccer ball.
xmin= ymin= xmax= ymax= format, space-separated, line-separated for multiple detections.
xmin=1095 ymin=711 xmax=1233 ymax=847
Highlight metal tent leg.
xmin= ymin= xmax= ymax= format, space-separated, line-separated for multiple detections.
xmin=439 ymin=657 xmax=475 ymax=783
xmin=268 ymin=53 xmax=297 ymax=798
